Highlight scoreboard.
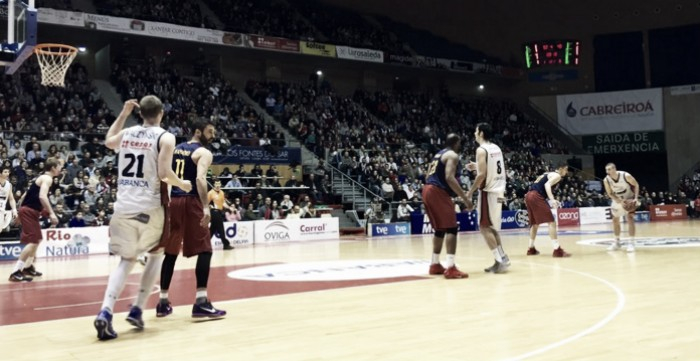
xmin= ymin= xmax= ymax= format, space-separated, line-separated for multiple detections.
xmin=524 ymin=40 xmax=580 ymax=69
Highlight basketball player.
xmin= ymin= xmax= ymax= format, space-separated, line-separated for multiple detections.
xmin=7 ymin=160 xmax=62 ymax=282
xmin=157 ymin=120 xmax=227 ymax=319
xmin=208 ymin=179 xmax=233 ymax=250
xmin=94 ymin=97 xmax=192 ymax=341
xmin=604 ymin=163 xmax=639 ymax=252
xmin=423 ymin=133 xmax=470 ymax=279
xmin=465 ymin=123 xmax=510 ymax=273
xmin=0 ymin=166 xmax=18 ymax=233
xmin=524 ymin=162 xmax=571 ymax=257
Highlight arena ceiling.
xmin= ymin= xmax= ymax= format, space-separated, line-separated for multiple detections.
xmin=321 ymin=0 xmax=700 ymax=64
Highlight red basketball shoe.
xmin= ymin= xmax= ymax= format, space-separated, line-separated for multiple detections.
xmin=444 ymin=266 xmax=468 ymax=279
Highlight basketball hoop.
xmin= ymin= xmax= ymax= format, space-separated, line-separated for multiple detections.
xmin=34 ymin=43 xmax=78 ymax=87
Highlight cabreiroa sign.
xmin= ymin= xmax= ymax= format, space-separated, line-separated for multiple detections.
xmin=556 ymin=88 xmax=663 ymax=135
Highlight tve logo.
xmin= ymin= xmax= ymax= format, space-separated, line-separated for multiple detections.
xmin=0 ymin=242 xmax=25 ymax=260
xmin=370 ymin=222 xmax=411 ymax=237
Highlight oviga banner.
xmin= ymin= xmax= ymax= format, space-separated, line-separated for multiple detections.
xmin=556 ymin=88 xmax=663 ymax=135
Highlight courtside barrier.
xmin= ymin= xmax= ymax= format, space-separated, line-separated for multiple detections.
xmin=650 ymin=205 xmax=687 ymax=221
xmin=211 ymin=221 xmax=255 ymax=248
xmin=254 ymin=217 xmax=340 ymax=243
xmin=410 ymin=212 xmax=479 ymax=234
xmin=368 ymin=222 xmax=411 ymax=237
xmin=37 ymin=226 xmax=110 ymax=258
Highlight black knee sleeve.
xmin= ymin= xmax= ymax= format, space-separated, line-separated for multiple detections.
xmin=434 ymin=230 xmax=445 ymax=238
xmin=445 ymin=227 xmax=458 ymax=235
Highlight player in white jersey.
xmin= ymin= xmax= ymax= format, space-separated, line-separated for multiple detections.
xmin=94 ymin=96 xmax=192 ymax=341
xmin=466 ymin=122 xmax=510 ymax=273
xmin=604 ymin=163 xmax=639 ymax=252
xmin=0 ymin=166 xmax=18 ymax=231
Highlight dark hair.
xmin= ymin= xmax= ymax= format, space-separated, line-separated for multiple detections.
xmin=191 ymin=119 xmax=214 ymax=135
xmin=139 ymin=95 xmax=163 ymax=120
xmin=476 ymin=122 xmax=493 ymax=141
xmin=555 ymin=161 xmax=569 ymax=171
xmin=445 ymin=133 xmax=461 ymax=149
xmin=0 ymin=165 xmax=10 ymax=174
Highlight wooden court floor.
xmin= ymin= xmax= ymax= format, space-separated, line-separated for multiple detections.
xmin=1 ymin=220 xmax=698 ymax=361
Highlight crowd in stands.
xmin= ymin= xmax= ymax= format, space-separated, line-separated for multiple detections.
xmin=110 ymin=55 xmax=286 ymax=153
xmin=1 ymin=59 xmax=115 ymax=142
xmin=290 ymin=0 xmax=410 ymax=55
xmin=245 ymin=78 xmax=698 ymax=217
xmin=206 ymin=0 xmax=317 ymax=40
xmin=93 ymin=0 xmax=214 ymax=28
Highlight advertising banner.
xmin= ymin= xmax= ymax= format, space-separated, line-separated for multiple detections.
xmin=254 ymin=218 xmax=339 ymax=243
xmin=248 ymin=35 xmax=299 ymax=52
xmin=556 ymin=208 xmax=581 ymax=227
xmin=556 ymin=88 xmax=663 ymax=135
xmin=623 ymin=211 xmax=650 ymax=223
xmin=501 ymin=210 xmax=530 ymax=229
xmin=528 ymin=69 xmax=579 ymax=82
xmin=579 ymin=207 xmax=610 ymax=225
xmin=39 ymin=9 xmax=248 ymax=48
xmin=216 ymin=147 xmax=301 ymax=165
xmin=0 ymin=241 xmax=26 ymax=261
xmin=211 ymin=221 xmax=254 ymax=248
xmin=336 ymin=46 xmax=384 ymax=63
xmin=37 ymin=226 xmax=110 ymax=258
xmin=582 ymin=132 xmax=665 ymax=154
xmin=300 ymin=41 xmax=336 ymax=57
xmin=368 ymin=222 xmax=410 ymax=237
xmin=670 ymin=84 xmax=700 ymax=96
xmin=387 ymin=54 xmax=418 ymax=66
xmin=410 ymin=212 xmax=478 ymax=234
xmin=650 ymin=205 xmax=687 ymax=221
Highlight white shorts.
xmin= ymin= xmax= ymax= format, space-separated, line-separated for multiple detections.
xmin=109 ymin=207 xmax=164 ymax=259
xmin=0 ymin=211 xmax=12 ymax=231
xmin=478 ymin=191 xmax=503 ymax=231
xmin=611 ymin=200 xmax=634 ymax=218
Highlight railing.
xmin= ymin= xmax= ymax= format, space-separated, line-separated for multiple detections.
xmin=671 ymin=160 xmax=700 ymax=192
xmin=527 ymin=100 xmax=587 ymax=154
xmin=327 ymin=163 xmax=391 ymax=215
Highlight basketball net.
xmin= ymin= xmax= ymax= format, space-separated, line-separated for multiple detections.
xmin=34 ymin=44 xmax=78 ymax=87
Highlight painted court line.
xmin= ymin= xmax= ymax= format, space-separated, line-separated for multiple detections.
xmin=503 ymin=263 xmax=626 ymax=361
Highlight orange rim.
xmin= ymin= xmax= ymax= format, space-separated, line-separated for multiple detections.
xmin=34 ymin=43 xmax=78 ymax=56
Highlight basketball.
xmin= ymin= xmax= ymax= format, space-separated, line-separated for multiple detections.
xmin=623 ymin=199 xmax=637 ymax=212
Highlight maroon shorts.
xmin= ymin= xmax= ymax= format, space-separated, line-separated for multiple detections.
xmin=163 ymin=196 xmax=211 ymax=257
xmin=525 ymin=190 xmax=554 ymax=225
xmin=422 ymin=184 xmax=457 ymax=230
xmin=19 ymin=206 xmax=43 ymax=244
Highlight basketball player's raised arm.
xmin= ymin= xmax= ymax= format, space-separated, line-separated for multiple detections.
xmin=105 ymin=99 xmax=139 ymax=150
xmin=195 ymin=149 xmax=213 ymax=226
xmin=444 ymin=152 xmax=468 ymax=201
xmin=545 ymin=173 xmax=562 ymax=207
xmin=158 ymin=133 xmax=192 ymax=192
xmin=625 ymin=173 xmax=640 ymax=203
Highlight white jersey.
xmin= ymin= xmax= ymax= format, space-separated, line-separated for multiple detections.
xmin=0 ymin=181 xmax=11 ymax=210
xmin=114 ymin=125 xmax=167 ymax=215
xmin=605 ymin=171 xmax=634 ymax=200
xmin=479 ymin=142 xmax=506 ymax=195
